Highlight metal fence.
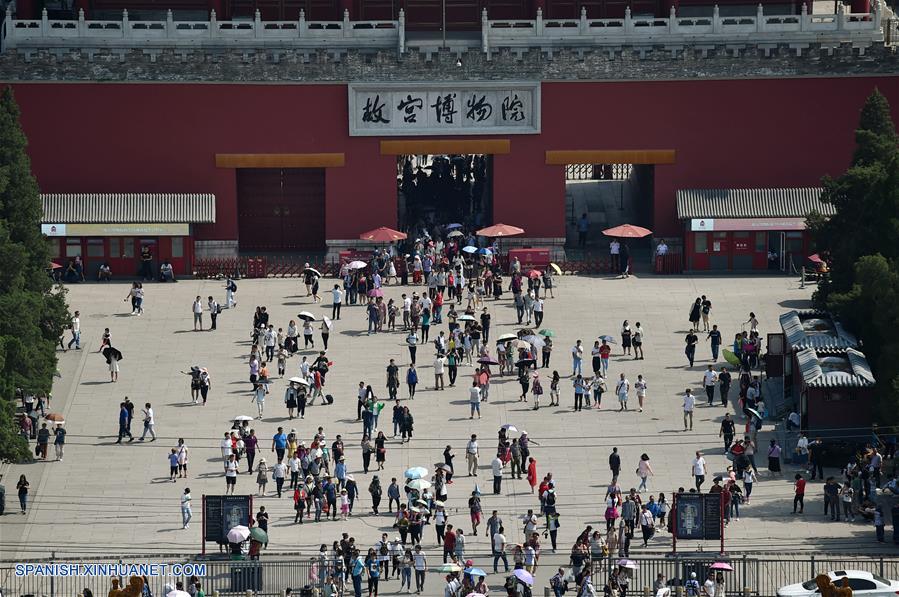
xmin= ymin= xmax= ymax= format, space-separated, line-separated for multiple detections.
xmin=5 ymin=555 xmax=899 ymax=597
xmin=590 ymin=555 xmax=899 ymax=597
xmin=565 ymin=163 xmax=633 ymax=181
xmin=0 ymin=558 xmax=316 ymax=597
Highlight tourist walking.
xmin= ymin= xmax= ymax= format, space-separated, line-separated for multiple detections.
xmin=140 ymin=403 xmax=156 ymax=441
xmin=181 ymin=487 xmax=192 ymax=529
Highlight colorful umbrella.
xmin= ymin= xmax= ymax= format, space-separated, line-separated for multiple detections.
xmin=478 ymin=248 xmax=493 ymax=256
xmin=408 ymin=478 xmax=431 ymax=491
xmin=249 ymin=527 xmax=268 ymax=543
xmin=538 ymin=329 xmax=555 ymax=337
xmin=297 ymin=311 xmax=317 ymax=321
xmin=514 ymin=340 xmax=531 ymax=350
xmin=527 ymin=269 xmax=541 ymax=278
xmin=464 ymin=568 xmax=488 ymax=578
xmin=722 ymin=349 xmax=741 ymax=367
xmin=710 ymin=562 xmax=733 ymax=571
xmin=522 ymin=335 xmax=545 ymax=349
xmin=347 ymin=260 xmax=367 ymax=270
xmin=602 ymin=224 xmax=652 ymax=238
xmin=512 ymin=569 xmax=534 ymax=585
xmin=462 ymin=246 xmax=479 ymax=254
xmin=45 ymin=412 xmax=65 ymax=423
xmin=404 ymin=466 xmax=429 ymax=479
xmin=617 ymin=559 xmax=638 ymax=569
xmin=458 ymin=314 xmax=476 ymax=322
xmin=599 ymin=335 xmax=617 ymax=343
xmin=497 ymin=333 xmax=518 ymax=342
xmin=807 ymin=254 xmax=824 ymax=264
xmin=226 ymin=525 xmax=250 ymax=543
xmin=447 ymin=230 xmax=464 ymax=238
xmin=477 ymin=223 xmax=525 ymax=237
xmin=501 ymin=424 xmax=518 ymax=432
xmin=49 ymin=261 xmax=63 ymax=269
xmin=439 ymin=563 xmax=463 ymax=573
xmin=368 ymin=288 xmax=384 ymax=298
xmin=446 ymin=223 xmax=463 ymax=230
xmin=549 ymin=262 xmax=562 ymax=275
xmin=359 ymin=226 xmax=407 ymax=242
xmin=466 ymin=593 xmax=488 ymax=597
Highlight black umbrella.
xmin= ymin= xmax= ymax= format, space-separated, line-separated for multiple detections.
xmin=516 ymin=358 xmax=536 ymax=368
xmin=102 ymin=347 xmax=123 ymax=363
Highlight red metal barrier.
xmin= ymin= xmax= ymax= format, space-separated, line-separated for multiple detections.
xmin=655 ymin=253 xmax=683 ymax=275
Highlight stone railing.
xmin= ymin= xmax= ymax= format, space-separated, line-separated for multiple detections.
xmin=0 ymin=0 xmax=885 ymax=53
xmin=482 ymin=1 xmax=885 ymax=53
xmin=1 ymin=7 xmax=406 ymax=51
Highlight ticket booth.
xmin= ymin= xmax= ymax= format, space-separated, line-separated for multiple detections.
xmin=41 ymin=194 xmax=216 ymax=279
xmin=676 ymin=188 xmax=834 ymax=272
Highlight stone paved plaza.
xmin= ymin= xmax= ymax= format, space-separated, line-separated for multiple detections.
xmin=3 ymin=273 xmax=891 ymax=590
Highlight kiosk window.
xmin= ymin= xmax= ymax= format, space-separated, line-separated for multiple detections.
xmin=694 ymin=233 xmax=708 ymax=254
xmin=65 ymin=238 xmax=81 ymax=257
xmin=87 ymin=239 xmax=105 ymax=258
xmin=755 ymin=232 xmax=767 ymax=252
xmin=122 ymin=238 xmax=135 ymax=258
xmin=171 ymin=237 xmax=184 ymax=258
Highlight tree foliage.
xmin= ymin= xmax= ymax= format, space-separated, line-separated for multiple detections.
xmin=810 ymin=89 xmax=899 ymax=424
xmin=0 ymin=87 xmax=70 ymax=462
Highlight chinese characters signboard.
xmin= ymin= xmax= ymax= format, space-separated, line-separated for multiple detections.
xmin=674 ymin=493 xmax=723 ymax=541
xmin=349 ymin=83 xmax=540 ymax=136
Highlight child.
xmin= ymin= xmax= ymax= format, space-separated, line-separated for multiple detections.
xmin=277 ymin=347 xmax=288 ymax=377
xmin=98 ymin=328 xmax=111 ymax=352
xmin=340 ymin=488 xmax=351 ymax=520
xmin=168 ymin=449 xmax=179 ymax=482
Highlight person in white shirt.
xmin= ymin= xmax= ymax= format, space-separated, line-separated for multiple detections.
xmin=139 ymin=403 xmax=156 ymax=441
xmin=683 ymin=389 xmax=696 ymax=431
xmin=615 ymin=374 xmax=630 ymax=412
xmin=469 ymin=382 xmax=481 ymax=419
xmin=491 ymin=456 xmax=504 ymax=494
xmin=466 ymin=434 xmax=479 ymax=475
xmin=691 ymin=451 xmax=707 ymax=491
xmin=331 ymin=284 xmax=344 ymax=320
xmin=702 ymin=365 xmax=718 ymax=406
xmin=434 ymin=354 xmax=446 ymax=390
xmin=221 ymin=432 xmax=234 ymax=470
xmin=181 ymin=488 xmax=192 ymax=529
xmin=412 ymin=545 xmax=428 ymax=592
xmin=272 ymin=459 xmax=287 ymax=497
xmin=795 ymin=433 xmax=809 ymax=467
xmin=610 ymin=240 xmax=621 ymax=273
xmin=66 ymin=310 xmax=81 ymax=350
xmin=288 ymin=454 xmax=301 ymax=488
xmin=492 ymin=527 xmax=509 ymax=572
xmin=192 ymin=296 xmax=204 ymax=331
xmin=656 ymin=239 xmax=669 ymax=256
xmin=225 ymin=454 xmax=239 ymax=495
xmin=634 ymin=374 xmax=648 ymax=413
xmin=639 ymin=505 xmax=655 ymax=546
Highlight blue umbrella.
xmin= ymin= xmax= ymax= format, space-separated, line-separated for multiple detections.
xmin=478 ymin=248 xmax=493 ymax=256
xmin=599 ymin=335 xmax=617 ymax=343
xmin=404 ymin=466 xmax=429 ymax=480
xmin=464 ymin=567 xmax=488 ymax=578
xmin=446 ymin=223 xmax=463 ymax=230
xmin=462 ymin=246 xmax=478 ymax=254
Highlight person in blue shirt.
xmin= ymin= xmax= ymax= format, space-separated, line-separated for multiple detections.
xmin=351 ymin=553 xmax=365 ymax=597
xmin=406 ymin=364 xmax=418 ymax=399
xmin=335 ymin=457 xmax=347 ymax=490
xmin=365 ymin=548 xmax=380 ymax=597
xmin=116 ymin=402 xmax=133 ymax=443
xmin=577 ymin=213 xmax=589 ymax=247
xmin=324 ymin=478 xmax=338 ymax=521
xmin=272 ymin=427 xmax=287 ymax=461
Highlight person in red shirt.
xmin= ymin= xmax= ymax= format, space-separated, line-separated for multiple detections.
xmin=442 ymin=524 xmax=456 ymax=563
xmin=793 ymin=473 xmax=806 ymax=514
xmin=599 ymin=341 xmax=612 ymax=376
xmin=527 ymin=457 xmax=538 ymax=494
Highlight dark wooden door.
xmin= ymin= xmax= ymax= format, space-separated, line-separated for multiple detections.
xmin=228 ymin=0 xmax=339 ymax=19
xmin=237 ymin=168 xmax=326 ymax=252
xmin=545 ymin=0 xmax=658 ymax=17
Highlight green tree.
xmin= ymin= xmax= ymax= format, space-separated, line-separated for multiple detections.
xmin=811 ymin=89 xmax=899 ymax=425
xmin=0 ymin=87 xmax=70 ymax=462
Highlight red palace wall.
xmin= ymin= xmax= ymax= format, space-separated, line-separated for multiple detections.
xmin=10 ymin=76 xmax=898 ymax=243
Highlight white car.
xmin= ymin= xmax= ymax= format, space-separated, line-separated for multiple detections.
xmin=778 ymin=570 xmax=899 ymax=597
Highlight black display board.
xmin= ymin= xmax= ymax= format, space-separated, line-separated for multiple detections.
xmin=204 ymin=495 xmax=252 ymax=543
xmin=674 ymin=493 xmax=723 ymax=541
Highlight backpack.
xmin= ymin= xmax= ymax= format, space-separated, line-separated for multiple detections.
xmin=229 ymin=281 xmax=238 ymax=292
xmin=325 ymin=394 xmax=334 ymax=405
xmin=379 ymin=542 xmax=389 ymax=556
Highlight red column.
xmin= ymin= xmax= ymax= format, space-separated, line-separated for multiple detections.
xmin=206 ymin=0 xmax=228 ymax=16
xmin=849 ymin=0 xmax=869 ymax=13
xmin=16 ymin=0 xmax=35 ymax=19
xmin=340 ymin=0 xmax=354 ymax=19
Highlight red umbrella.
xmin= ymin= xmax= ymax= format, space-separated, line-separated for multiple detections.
xmin=526 ymin=269 xmax=541 ymax=278
xmin=49 ymin=262 xmax=63 ymax=269
xmin=808 ymin=253 xmax=824 ymax=264
xmin=476 ymin=223 xmax=525 ymax=237
xmin=602 ymin=224 xmax=652 ymax=238
xmin=359 ymin=227 xmax=407 ymax=242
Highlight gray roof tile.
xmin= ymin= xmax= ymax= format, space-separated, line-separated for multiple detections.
xmin=676 ymin=188 xmax=835 ymax=219
xmin=42 ymin=193 xmax=216 ymax=224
